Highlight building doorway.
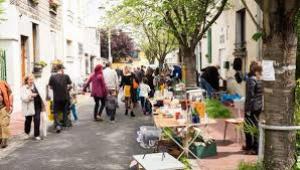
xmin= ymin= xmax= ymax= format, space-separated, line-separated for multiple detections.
xmin=21 ymin=35 xmax=29 ymax=82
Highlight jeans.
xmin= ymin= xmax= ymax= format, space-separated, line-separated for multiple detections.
xmin=106 ymin=108 xmax=116 ymax=121
xmin=70 ymin=104 xmax=78 ymax=121
xmin=200 ymin=78 xmax=215 ymax=98
xmin=25 ymin=112 xmax=40 ymax=137
xmin=53 ymin=100 xmax=69 ymax=129
xmin=140 ymin=97 xmax=146 ymax=112
xmin=94 ymin=97 xmax=106 ymax=119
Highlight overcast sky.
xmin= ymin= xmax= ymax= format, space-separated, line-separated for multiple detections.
xmin=85 ymin=0 xmax=121 ymax=27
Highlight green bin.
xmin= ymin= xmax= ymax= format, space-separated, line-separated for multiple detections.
xmin=190 ymin=142 xmax=217 ymax=158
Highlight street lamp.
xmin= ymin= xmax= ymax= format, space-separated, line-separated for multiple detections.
xmin=98 ymin=6 xmax=112 ymax=63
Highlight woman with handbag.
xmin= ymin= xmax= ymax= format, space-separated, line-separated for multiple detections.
xmin=120 ymin=66 xmax=136 ymax=117
xmin=21 ymin=75 xmax=45 ymax=140
xmin=83 ymin=64 xmax=108 ymax=121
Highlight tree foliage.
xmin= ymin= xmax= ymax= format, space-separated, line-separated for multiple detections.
xmin=140 ymin=40 xmax=156 ymax=64
xmin=100 ymin=29 xmax=135 ymax=62
xmin=110 ymin=0 xmax=228 ymax=85
xmin=0 ymin=0 xmax=5 ymax=21
xmin=109 ymin=0 xmax=177 ymax=67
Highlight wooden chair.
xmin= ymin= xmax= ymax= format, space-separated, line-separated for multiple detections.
xmin=223 ymin=98 xmax=245 ymax=143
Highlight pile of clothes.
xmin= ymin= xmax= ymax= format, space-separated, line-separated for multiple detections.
xmin=220 ymin=93 xmax=242 ymax=106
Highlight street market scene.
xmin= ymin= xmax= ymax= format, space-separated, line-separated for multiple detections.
xmin=0 ymin=0 xmax=299 ymax=170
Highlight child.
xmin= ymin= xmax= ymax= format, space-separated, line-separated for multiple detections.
xmin=106 ymin=90 xmax=118 ymax=123
xmin=139 ymin=78 xmax=151 ymax=115
xmin=70 ymin=86 xmax=78 ymax=121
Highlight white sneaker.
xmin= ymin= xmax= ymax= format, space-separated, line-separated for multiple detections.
xmin=24 ymin=134 xmax=31 ymax=140
xmin=35 ymin=137 xmax=41 ymax=141
xmin=110 ymin=120 xmax=116 ymax=124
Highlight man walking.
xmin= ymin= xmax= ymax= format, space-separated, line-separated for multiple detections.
xmin=103 ymin=62 xmax=119 ymax=121
xmin=0 ymin=81 xmax=13 ymax=148
xmin=48 ymin=64 xmax=72 ymax=133
xmin=103 ymin=62 xmax=119 ymax=92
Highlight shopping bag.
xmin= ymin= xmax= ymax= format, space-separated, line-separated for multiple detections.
xmin=40 ymin=111 xmax=48 ymax=137
xmin=47 ymin=101 xmax=54 ymax=121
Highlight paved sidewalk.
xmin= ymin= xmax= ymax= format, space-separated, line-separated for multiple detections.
xmin=9 ymin=94 xmax=90 ymax=137
xmin=196 ymin=119 xmax=257 ymax=170
xmin=9 ymin=112 xmax=24 ymax=137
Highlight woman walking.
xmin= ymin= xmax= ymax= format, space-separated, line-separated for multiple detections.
xmin=120 ymin=66 xmax=136 ymax=117
xmin=145 ymin=68 xmax=155 ymax=98
xmin=21 ymin=75 xmax=44 ymax=140
xmin=84 ymin=65 xmax=107 ymax=121
xmin=244 ymin=63 xmax=263 ymax=155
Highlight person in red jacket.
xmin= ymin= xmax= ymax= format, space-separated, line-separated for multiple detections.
xmin=84 ymin=64 xmax=108 ymax=121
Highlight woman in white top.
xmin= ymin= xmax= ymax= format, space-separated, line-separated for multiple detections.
xmin=139 ymin=78 xmax=151 ymax=115
xmin=21 ymin=75 xmax=45 ymax=140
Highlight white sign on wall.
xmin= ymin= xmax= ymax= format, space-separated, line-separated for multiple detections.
xmin=262 ymin=60 xmax=275 ymax=81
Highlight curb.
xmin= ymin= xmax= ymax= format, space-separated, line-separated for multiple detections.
xmin=0 ymin=133 xmax=29 ymax=160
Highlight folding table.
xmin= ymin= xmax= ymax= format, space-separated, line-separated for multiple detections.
xmin=133 ymin=153 xmax=185 ymax=170
xmin=153 ymin=115 xmax=217 ymax=160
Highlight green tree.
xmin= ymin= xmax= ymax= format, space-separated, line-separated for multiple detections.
xmin=0 ymin=0 xmax=4 ymax=17
xmin=109 ymin=0 xmax=177 ymax=67
xmin=141 ymin=0 xmax=228 ymax=86
xmin=140 ymin=40 xmax=156 ymax=64
xmin=252 ymin=1 xmax=300 ymax=169
xmin=111 ymin=0 xmax=228 ymax=86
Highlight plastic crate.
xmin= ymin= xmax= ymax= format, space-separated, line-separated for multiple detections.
xmin=190 ymin=142 xmax=217 ymax=158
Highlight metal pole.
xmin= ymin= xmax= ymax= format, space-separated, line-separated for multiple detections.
xmin=258 ymin=124 xmax=264 ymax=161
xmin=108 ymin=28 xmax=112 ymax=63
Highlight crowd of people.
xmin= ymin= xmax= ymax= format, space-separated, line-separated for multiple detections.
xmin=0 ymin=60 xmax=262 ymax=156
xmin=0 ymin=61 xmax=182 ymax=148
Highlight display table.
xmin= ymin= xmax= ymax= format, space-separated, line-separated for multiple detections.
xmin=133 ymin=153 xmax=185 ymax=170
xmin=153 ymin=114 xmax=216 ymax=160
xmin=153 ymin=115 xmax=216 ymax=128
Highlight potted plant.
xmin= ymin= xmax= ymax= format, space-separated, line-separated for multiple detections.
xmin=33 ymin=60 xmax=47 ymax=77
xmin=189 ymin=131 xmax=217 ymax=158
xmin=30 ymin=0 xmax=39 ymax=5
xmin=49 ymin=0 xmax=59 ymax=13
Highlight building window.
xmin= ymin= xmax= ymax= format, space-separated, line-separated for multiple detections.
xmin=50 ymin=31 xmax=57 ymax=60
xmin=220 ymin=34 xmax=225 ymax=44
xmin=32 ymin=23 xmax=39 ymax=62
xmin=236 ymin=9 xmax=246 ymax=48
xmin=78 ymin=43 xmax=83 ymax=55
xmin=66 ymin=40 xmax=73 ymax=57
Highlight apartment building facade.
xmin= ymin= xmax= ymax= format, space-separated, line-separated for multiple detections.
xmin=199 ymin=0 xmax=262 ymax=95
xmin=0 ymin=0 xmax=101 ymax=112
xmin=62 ymin=0 xmax=100 ymax=83
xmin=0 ymin=0 xmax=64 ymax=110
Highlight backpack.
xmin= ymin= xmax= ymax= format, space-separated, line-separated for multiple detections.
xmin=133 ymin=79 xmax=139 ymax=89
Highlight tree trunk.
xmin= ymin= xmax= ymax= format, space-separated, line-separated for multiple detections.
xmin=159 ymin=58 xmax=164 ymax=69
xmin=147 ymin=57 xmax=155 ymax=65
xmin=262 ymin=1 xmax=300 ymax=169
xmin=182 ymin=47 xmax=197 ymax=88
